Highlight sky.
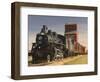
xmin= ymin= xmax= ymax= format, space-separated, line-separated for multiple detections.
xmin=28 ymin=15 xmax=88 ymax=50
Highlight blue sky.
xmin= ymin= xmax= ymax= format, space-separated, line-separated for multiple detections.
xmin=28 ymin=15 xmax=88 ymax=50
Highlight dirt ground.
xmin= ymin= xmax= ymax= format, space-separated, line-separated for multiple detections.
xmin=28 ymin=54 xmax=87 ymax=66
xmin=49 ymin=55 xmax=87 ymax=65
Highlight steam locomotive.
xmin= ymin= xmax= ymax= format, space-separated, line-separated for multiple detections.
xmin=31 ymin=25 xmax=85 ymax=64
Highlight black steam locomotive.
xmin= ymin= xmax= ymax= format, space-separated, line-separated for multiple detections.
xmin=31 ymin=25 xmax=68 ymax=64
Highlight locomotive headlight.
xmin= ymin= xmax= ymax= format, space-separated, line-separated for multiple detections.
xmin=38 ymin=36 xmax=42 ymax=40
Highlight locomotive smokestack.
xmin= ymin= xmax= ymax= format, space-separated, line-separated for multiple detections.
xmin=41 ymin=25 xmax=48 ymax=33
